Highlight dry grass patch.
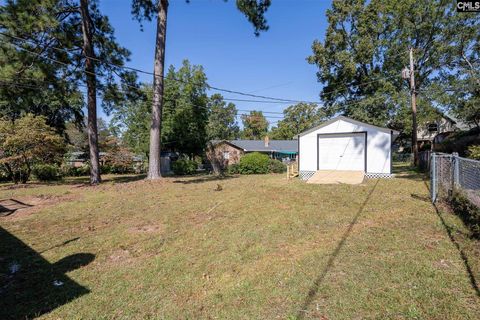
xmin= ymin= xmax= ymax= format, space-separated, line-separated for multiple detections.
xmin=0 ymin=167 xmax=479 ymax=319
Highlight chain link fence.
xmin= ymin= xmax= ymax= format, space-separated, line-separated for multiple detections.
xmin=431 ymin=153 xmax=480 ymax=207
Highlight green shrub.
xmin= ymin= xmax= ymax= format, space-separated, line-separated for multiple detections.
xmin=0 ymin=114 xmax=66 ymax=183
xmin=172 ymin=158 xmax=198 ymax=175
xmin=32 ymin=164 xmax=62 ymax=181
xmin=110 ymin=163 xmax=135 ymax=174
xmin=60 ymin=165 xmax=75 ymax=177
xmin=62 ymin=165 xmax=90 ymax=177
xmin=268 ymin=159 xmax=287 ymax=173
xmin=451 ymin=192 xmax=480 ymax=239
xmin=102 ymin=147 xmax=135 ymax=174
xmin=101 ymin=163 xmax=135 ymax=175
xmin=101 ymin=165 xmax=112 ymax=174
xmin=227 ymin=163 xmax=241 ymax=174
xmin=467 ymin=145 xmax=480 ymax=160
xmin=134 ymin=161 xmax=147 ymax=174
xmin=78 ymin=165 xmax=91 ymax=176
xmin=0 ymin=166 xmax=10 ymax=182
xmin=238 ymin=152 xmax=270 ymax=174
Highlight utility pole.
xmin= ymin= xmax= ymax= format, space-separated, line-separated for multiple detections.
xmin=403 ymin=48 xmax=418 ymax=166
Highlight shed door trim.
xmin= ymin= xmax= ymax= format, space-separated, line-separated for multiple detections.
xmin=316 ymin=131 xmax=367 ymax=172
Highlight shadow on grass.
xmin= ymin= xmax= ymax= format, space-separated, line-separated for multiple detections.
xmin=422 ymin=181 xmax=480 ymax=298
xmin=296 ymin=179 xmax=381 ymax=319
xmin=172 ymin=174 xmax=238 ymax=184
xmin=392 ymin=162 xmax=427 ymax=181
xmin=0 ymin=199 xmax=33 ymax=217
xmin=0 ymin=174 xmax=147 ymax=190
xmin=104 ymin=174 xmax=146 ymax=184
xmin=64 ymin=174 xmax=147 ymax=186
xmin=39 ymin=237 xmax=81 ymax=254
xmin=0 ymin=227 xmax=94 ymax=319
xmin=410 ymin=193 xmax=431 ymax=202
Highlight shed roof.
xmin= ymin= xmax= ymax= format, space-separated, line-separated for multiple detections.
xmin=211 ymin=139 xmax=298 ymax=153
xmin=298 ymin=116 xmax=400 ymax=137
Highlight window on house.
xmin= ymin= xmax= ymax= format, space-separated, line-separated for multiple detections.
xmin=223 ymin=151 xmax=230 ymax=160
xmin=428 ymin=123 xmax=438 ymax=132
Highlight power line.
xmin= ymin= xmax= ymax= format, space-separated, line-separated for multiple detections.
xmin=222 ymin=97 xmax=291 ymax=104
xmin=0 ymin=75 xmax=405 ymax=115
xmin=0 ymin=80 xmax=285 ymax=119
xmin=237 ymin=109 xmax=283 ymax=114
xmin=0 ymin=33 xmax=314 ymax=104
xmin=0 ymin=37 xmax=301 ymax=107
xmin=1 ymin=33 xmax=411 ymax=106
xmin=1 ymin=35 xmax=432 ymax=115
xmin=235 ymin=114 xmax=283 ymax=119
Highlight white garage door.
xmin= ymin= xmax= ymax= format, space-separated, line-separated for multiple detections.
xmin=318 ymin=133 xmax=365 ymax=171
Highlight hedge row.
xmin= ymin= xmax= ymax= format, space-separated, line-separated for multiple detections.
xmin=172 ymin=159 xmax=198 ymax=175
xmin=227 ymin=152 xmax=286 ymax=175
xmin=451 ymin=192 xmax=480 ymax=239
xmin=28 ymin=163 xmax=139 ymax=182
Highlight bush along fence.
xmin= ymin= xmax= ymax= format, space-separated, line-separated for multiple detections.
xmin=430 ymin=152 xmax=480 ymax=238
xmin=418 ymin=151 xmax=431 ymax=172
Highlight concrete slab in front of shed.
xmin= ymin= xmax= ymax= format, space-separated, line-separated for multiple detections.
xmin=306 ymin=170 xmax=364 ymax=185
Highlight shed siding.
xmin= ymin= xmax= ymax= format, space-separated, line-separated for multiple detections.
xmin=299 ymin=119 xmax=392 ymax=174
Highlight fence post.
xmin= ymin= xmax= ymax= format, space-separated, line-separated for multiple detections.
xmin=452 ymin=152 xmax=460 ymax=190
xmin=430 ymin=153 xmax=436 ymax=203
xmin=447 ymin=153 xmax=458 ymax=201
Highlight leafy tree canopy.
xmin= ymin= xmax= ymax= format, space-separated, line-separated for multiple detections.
xmin=308 ymin=0 xmax=479 ymax=134
xmin=0 ymin=0 xmax=139 ymax=131
xmin=206 ymin=94 xmax=239 ymax=140
xmin=65 ymin=118 xmax=119 ymax=154
xmin=162 ymin=60 xmax=209 ymax=156
xmin=111 ymin=84 xmax=151 ymax=157
xmin=0 ymin=114 xmax=65 ymax=183
xmin=113 ymin=60 xmax=209 ymax=157
xmin=270 ymin=103 xmax=326 ymax=139
xmin=241 ymin=110 xmax=268 ymax=140
xmin=131 ymin=0 xmax=271 ymax=36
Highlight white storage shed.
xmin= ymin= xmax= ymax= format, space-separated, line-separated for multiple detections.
xmin=297 ymin=116 xmax=399 ymax=180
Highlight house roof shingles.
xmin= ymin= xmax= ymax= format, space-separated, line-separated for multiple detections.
xmin=212 ymin=139 xmax=298 ymax=153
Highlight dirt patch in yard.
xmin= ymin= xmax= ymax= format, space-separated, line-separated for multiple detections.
xmin=128 ymin=223 xmax=164 ymax=234
xmin=108 ymin=248 xmax=134 ymax=265
xmin=0 ymin=193 xmax=79 ymax=219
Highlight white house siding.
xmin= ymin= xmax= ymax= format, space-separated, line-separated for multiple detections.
xmin=417 ymin=117 xmax=455 ymax=142
xmin=299 ymin=119 xmax=393 ymax=179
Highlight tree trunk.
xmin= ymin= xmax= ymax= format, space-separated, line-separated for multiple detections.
xmin=147 ymin=0 xmax=168 ymax=180
xmin=80 ymin=0 xmax=101 ymax=185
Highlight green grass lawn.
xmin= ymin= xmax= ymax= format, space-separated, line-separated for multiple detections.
xmin=0 ymin=165 xmax=479 ymax=319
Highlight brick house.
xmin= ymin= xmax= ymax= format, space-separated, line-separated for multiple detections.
xmin=206 ymin=137 xmax=298 ymax=173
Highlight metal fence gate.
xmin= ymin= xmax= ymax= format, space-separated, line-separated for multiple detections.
xmin=430 ymin=153 xmax=480 ymax=207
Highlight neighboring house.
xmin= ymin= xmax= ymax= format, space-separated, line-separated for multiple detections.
xmin=65 ymin=151 xmax=174 ymax=174
xmin=297 ymin=116 xmax=399 ymax=180
xmin=418 ymin=114 xmax=472 ymax=149
xmin=65 ymin=151 xmax=108 ymax=167
xmin=206 ymin=137 xmax=298 ymax=173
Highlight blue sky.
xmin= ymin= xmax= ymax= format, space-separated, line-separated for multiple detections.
xmin=99 ymin=0 xmax=331 ymax=126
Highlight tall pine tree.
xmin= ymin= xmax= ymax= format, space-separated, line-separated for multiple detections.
xmin=308 ymin=0 xmax=479 ymax=138
xmin=1 ymin=0 xmax=139 ymax=184
xmin=131 ymin=0 xmax=272 ymax=179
